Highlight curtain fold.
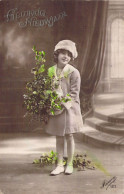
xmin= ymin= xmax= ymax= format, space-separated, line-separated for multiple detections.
xmin=79 ymin=1 xmax=108 ymax=97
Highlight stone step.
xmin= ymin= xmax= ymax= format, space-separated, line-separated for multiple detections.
xmin=94 ymin=110 xmax=124 ymax=124
xmin=85 ymin=117 xmax=124 ymax=135
xmin=93 ymin=93 xmax=124 ymax=105
xmin=74 ymin=125 xmax=124 ymax=150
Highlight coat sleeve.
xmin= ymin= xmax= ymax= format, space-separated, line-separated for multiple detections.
xmin=62 ymin=69 xmax=81 ymax=110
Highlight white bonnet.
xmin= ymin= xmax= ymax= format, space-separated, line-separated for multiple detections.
xmin=54 ymin=40 xmax=78 ymax=59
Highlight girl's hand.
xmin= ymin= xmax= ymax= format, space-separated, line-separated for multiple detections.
xmin=61 ymin=101 xmax=65 ymax=108
xmin=61 ymin=101 xmax=72 ymax=110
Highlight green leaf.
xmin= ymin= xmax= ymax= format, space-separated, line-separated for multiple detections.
xmin=44 ymin=90 xmax=52 ymax=95
xmin=43 ymin=59 xmax=46 ymax=62
xmin=51 ymin=101 xmax=55 ymax=105
xmin=48 ymin=66 xmax=56 ymax=78
xmin=51 ymin=150 xmax=54 ymax=155
xmin=32 ymin=45 xmax=36 ymax=52
xmin=33 ymin=91 xmax=37 ymax=94
xmin=39 ymin=51 xmax=42 ymax=55
xmin=47 ymin=158 xmax=52 ymax=161
xmin=28 ymin=88 xmax=32 ymax=91
xmin=23 ymin=94 xmax=28 ymax=99
xmin=40 ymin=94 xmax=45 ymax=99
xmin=35 ymin=55 xmax=39 ymax=60
xmin=63 ymin=161 xmax=66 ymax=165
xmin=38 ymin=56 xmax=42 ymax=61
xmin=38 ymin=64 xmax=45 ymax=73
xmin=50 ymin=109 xmax=55 ymax=115
xmin=41 ymin=51 xmax=45 ymax=57
xmin=54 ymin=156 xmax=57 ymax=160
xmin=56 ymin=105 xmax=62 ymax=110
xmin=52 ymin=160 xmax=55 ymax=164
xmin=33 ymin=159 xmax=40 ymax=164
xmin=31 ymin=67 xmax=37 ymax=74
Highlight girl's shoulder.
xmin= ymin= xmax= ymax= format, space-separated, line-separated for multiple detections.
xmin=66 ymin=65 xmax=81 ymax=82
xmin=67 ymin=64 xmax=80 ymax=75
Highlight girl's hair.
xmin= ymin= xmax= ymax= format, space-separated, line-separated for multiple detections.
xmin=53 ymin=49 xmax=73 ymax=63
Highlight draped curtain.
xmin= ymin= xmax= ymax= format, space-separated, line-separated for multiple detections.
xmin=79 ymin=2 xmax=108 ymax=96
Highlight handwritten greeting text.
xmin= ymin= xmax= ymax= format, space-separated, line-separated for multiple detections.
xmin=4 ymin=8 xmax=67 ymax=27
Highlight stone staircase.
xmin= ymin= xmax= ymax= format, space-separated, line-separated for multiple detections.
xmin=75 ymin=93 xmax=124 ymax=150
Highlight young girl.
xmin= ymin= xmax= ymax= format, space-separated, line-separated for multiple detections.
xmin=45 ymin=40 xmax=83 ymax=175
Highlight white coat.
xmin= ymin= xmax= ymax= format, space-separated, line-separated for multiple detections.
xmin=44 ymin=64 xmax=84 ymax=136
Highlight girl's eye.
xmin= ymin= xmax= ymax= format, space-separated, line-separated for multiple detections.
xmin=62 ymin=52 xmax=69 ymax=56
xmin=59 ymin=50 xmax=72 ymax=58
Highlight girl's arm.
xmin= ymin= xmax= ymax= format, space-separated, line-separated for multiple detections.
xmin=62 ymin=69 xmax=81 ymax=109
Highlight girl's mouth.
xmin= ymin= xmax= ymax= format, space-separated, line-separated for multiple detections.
xmin=62 ymin=59 xmax=67 ymax=62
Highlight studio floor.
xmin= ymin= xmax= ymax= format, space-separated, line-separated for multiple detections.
xmin=0 ymin=131 xmax=124 ymax=194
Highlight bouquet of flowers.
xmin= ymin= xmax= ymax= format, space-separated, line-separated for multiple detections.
xmin=23 ymin=46 xmax=71 ymax=123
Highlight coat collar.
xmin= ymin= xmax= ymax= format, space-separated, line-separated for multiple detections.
xmin=53 ymin=64 xmax=75 ymax=78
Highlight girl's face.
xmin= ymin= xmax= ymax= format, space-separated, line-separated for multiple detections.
xmin=57 ymin=50 xmax=71 ymax=67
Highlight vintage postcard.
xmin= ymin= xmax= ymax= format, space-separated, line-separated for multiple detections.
xmin=0 ymin=0 xmax=124 ymax=193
